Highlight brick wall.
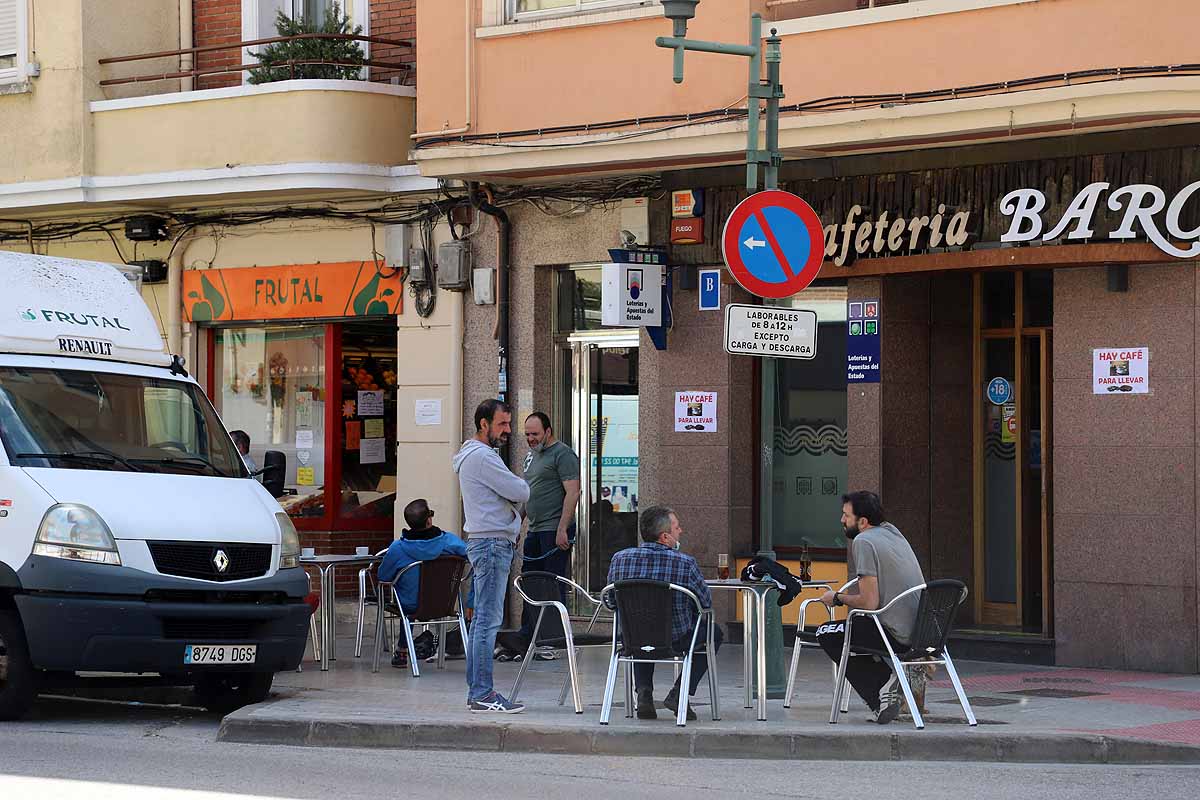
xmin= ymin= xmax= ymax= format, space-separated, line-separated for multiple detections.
xmin=300 ymin=531 xmax=396 ymax=598
xmin=370 ymin=0 xmax=416 ymax=86
xmin=194 ymin=0 xmax=242 ymax=89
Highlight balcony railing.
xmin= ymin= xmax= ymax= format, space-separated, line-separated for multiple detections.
xmin=98 ymin=34 xmax=412 ymax=88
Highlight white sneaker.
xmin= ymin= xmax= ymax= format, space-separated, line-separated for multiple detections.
xmin=869 ymin=673 xmax=901 ymax=724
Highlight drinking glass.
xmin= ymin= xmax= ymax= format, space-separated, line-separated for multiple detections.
xmin=717 ymin=553 xmax=730 ymax=580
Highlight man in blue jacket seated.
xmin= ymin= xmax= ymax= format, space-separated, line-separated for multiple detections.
xmin=378 ymin=498 xmax=468 ymax=668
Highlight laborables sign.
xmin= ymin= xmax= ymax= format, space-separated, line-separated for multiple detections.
xmin=183 ymin=261 xmax=403 ymax=323
xmin=1093 ymin=347 xmax=1149 ymax=395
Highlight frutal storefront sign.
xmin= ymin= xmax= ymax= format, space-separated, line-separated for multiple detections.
xmin=182 ymin=261 xmax=403 ymax=323
xmin=1000 ymin=182 xmax=1200 ymax=259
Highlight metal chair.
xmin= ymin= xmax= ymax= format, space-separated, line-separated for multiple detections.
xmin=509 ymin=571 xmax=612 ymax=714
xmin=371 ymin=555 xmax=470 ymax=677
xmin=354 ymin=549 xmax=391 ymax=658
xmin=783 ymin=578 xmax=858 ymax=709
xmin=598 ymin=579 xmax=720 ymax=728
xmin=297 ymin=569 xmax=322 ymax=672
xmin=829 ymin=578 xmax=976 ymax=730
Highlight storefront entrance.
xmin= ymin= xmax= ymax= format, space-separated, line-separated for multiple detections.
xmin=553 ymin=266 xmax=641 ymax=595
xmin=974 ymin=270 xmax=1053 ymax=634
xmin=562 ymin=331 xmax=640 ymax=593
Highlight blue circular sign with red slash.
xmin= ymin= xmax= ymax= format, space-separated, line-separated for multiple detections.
xmin=721 ymin=190 xmax=825 ymax=299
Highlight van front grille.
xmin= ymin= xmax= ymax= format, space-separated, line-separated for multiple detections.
xmin=147 ymin=541 xmax=272 ymax=582
xmin=162 ymin=618 xmax=261 ymax=641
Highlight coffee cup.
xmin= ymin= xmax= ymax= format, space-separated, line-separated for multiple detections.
xmin=301 ymin=547 xmax=316 ymax=558
xmin=355 ymin=546 xmax=370 ymax=556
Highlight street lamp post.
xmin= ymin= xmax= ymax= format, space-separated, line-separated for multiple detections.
xmin=656 ymin=3 xmax=789 ymax=697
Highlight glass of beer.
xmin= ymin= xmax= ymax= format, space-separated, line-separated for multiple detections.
xmin=717 ymin=553 xmax=730 ymax=580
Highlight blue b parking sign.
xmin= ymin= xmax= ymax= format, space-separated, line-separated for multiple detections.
xmin=699 ymin=269 xmax=720 ymax=311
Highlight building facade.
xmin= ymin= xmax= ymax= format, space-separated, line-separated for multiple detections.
xmin=414 ymin=0 xmax=1200 ymax=672
xmin=0 ymin=0 xmax=459 ymax=595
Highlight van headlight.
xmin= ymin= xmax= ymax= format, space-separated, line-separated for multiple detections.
xmin=277 ymin=513 xmax=301 ymax=569
xmin=33 ymin=504 xmax=122 ymax=566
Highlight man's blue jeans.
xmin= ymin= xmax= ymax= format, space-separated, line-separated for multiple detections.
xmin=465 ymin=536 xmax=515 ymax=702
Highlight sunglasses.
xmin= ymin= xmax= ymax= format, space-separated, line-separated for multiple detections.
xmin=1106 ymin=385 xmax=1134 ymax=393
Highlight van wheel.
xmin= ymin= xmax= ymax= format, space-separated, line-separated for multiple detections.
xmin=193 ymin=672 xmax=274 ymax=713
xmin=0 ymin=610 xmax=37 ymax=721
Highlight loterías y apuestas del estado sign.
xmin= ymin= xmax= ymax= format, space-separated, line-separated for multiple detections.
xmin=1000 ymin=182 xmax=1200 ymax=258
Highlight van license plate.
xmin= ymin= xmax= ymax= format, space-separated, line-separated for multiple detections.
xmin=183 ymin=645 xmax=257 ymax=665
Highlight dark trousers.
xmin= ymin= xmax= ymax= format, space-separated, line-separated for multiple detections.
xmin=816 ymin=619 xmax=903 ymax=711
xmin=517 ymin=527 xmax=573 ymax=640
xmin=634 ymin=624 xmax=724 ymax=696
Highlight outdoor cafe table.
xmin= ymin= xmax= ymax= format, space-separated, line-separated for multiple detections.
xmin=300 ymin=553 xmax=381 ymax=672
xmin=706 ymin=578 xmax=832 ymax=721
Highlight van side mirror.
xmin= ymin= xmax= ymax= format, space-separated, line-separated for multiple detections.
xmin=262 ymin=450 xmax=287 ymax=498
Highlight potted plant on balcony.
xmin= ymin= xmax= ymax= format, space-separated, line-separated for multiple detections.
xmin=248 ymin=2 xmax=365 ymax=84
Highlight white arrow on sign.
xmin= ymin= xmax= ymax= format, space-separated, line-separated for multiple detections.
xmin=743 ymin=237 xmax=766 ymax=250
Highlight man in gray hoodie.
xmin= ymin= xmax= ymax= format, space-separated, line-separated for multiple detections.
xmin=452 ymin=399 xmax=531 ymax=713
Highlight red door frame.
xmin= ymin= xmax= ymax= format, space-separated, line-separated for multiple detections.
xmin=204 ymin=322 xmax=394 ymax=533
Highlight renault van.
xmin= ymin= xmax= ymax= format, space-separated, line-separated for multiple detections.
xmin=0 ymin=251 xmax=310 ymax=719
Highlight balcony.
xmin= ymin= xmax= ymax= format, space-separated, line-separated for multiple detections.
xmin=0 ymin=34 xmax=426 ymax=212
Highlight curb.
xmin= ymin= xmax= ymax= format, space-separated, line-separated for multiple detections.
xmin=217 ymin=713 xmax=1200 ymax=765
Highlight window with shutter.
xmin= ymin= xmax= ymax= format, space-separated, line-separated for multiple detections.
xmin=0 ymin=0 xmax=25 ymax=84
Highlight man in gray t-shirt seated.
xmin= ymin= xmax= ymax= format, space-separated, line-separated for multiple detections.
xmin=817 ymin=491 xmax=925 ymax=724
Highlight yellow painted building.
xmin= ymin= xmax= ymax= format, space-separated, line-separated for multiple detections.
xmin=0 ymin=0 xmax=464 ymax=558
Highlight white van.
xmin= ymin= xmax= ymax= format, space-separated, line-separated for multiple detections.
xmin=0 ymin=251 xmax=310 ymax=719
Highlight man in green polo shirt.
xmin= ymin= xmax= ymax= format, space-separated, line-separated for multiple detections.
xmin=515 ymin=411 xmax=581 ymax=652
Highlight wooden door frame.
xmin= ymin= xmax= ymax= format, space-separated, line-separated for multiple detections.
xmin=972 ymin=271 xmax=1053 ymax=630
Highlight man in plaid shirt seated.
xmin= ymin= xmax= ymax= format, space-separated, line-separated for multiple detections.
xmin=606 ymin=505 xmax=724 ymax=721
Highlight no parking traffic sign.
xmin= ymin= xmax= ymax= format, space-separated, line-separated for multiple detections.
xmin=721 ymin=190 xmax=825 ymax=299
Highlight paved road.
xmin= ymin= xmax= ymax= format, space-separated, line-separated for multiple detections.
xmin=2 ymin=697 xmax=1200 ymax=799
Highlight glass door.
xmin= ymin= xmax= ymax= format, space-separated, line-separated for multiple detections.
xmin=973 ymin=271 xmax=1053 ymax=633
xmin=565 ymin=331 xmax=640 ymax=593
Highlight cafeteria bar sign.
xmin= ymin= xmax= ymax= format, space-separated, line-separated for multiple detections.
xmin=1000 ymin=182 xmax=1200 ymax=258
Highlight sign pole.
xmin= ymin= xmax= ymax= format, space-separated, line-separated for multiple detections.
xmin=657 ymin=9 xmax=789 ymax=698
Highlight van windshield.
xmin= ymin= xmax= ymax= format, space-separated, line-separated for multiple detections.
xmin=0 ymin=367 xmax=246 ymax=478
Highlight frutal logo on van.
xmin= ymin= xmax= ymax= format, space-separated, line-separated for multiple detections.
xmin=22 ymin=309 xmax=132 ymax=331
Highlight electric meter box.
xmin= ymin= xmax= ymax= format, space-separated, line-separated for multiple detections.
xmin=437 ymin=240 xmax=472 ymax=291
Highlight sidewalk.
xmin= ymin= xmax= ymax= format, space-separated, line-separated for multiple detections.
xmin=218 ymin=627 xmax=1200 ymax=764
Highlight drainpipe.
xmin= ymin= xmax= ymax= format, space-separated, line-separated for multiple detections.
xmin=179 ymin=0 xmax=194 ymax=92
xmin=167 ymin=227 xmax=200 ymax=357
xmin=469 ymin=182 xmax=511 ymax=464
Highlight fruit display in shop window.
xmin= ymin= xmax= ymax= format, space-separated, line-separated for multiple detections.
xmin=347 ymin=366 xmax=379 ymax=392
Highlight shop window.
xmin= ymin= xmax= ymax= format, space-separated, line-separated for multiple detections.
xmin=768 ymin=284 xmax=849 ymax=554
xmin=214 ymin=325 xmax=328 ymax=519
xmin=337 ymin=320 xmax=398 ymax=525
xmin=555 ymin=267 xmax=604 ymax=332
